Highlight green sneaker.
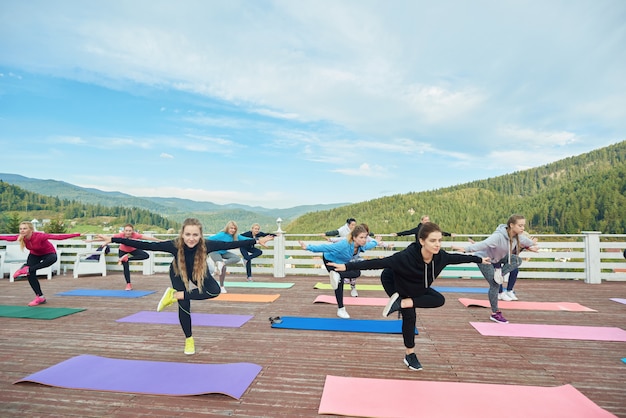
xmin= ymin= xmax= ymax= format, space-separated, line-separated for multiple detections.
xmin=184 ymin=337 xmax=195 ymax=355
xmin=157 ymin=287 xmax=177 ymax=312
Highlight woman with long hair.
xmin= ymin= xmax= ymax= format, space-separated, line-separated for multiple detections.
xmin=99 ymin=218 xmax=272 ymax=355
xmin=452 ymin=214 xmax=538 ymax=324
xmin=0 ymin=221 xmax=81 ymax=306
xmin=329 ymin=222 xmax=490 ymax=371
xmin=299 ymin=224 xmax=377 ymax=319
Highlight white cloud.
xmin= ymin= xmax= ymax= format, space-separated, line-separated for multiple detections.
xmin=332 ymin=163 xmax=388 ymax=178
xmin=160 ymin=152 xmax=173 ymax=159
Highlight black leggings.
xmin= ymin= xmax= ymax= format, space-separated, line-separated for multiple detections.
xmin=24 ymin=253 xmax=57 ymax=296
xmin=169 ymin=267 xmax=221 ymax=338
xmin=380 ymin=268 xmax=445 ymax=348
xmin=323 ymin=256 xmax=360 ymax=308
xmin=119 ymin=249 xmax=150 ymax=283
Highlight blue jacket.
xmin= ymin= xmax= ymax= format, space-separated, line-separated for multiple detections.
xmin=208 ymin=231 xmax=254 ymax=255
xmin=305 ymin=238 xmax=377 ymax=264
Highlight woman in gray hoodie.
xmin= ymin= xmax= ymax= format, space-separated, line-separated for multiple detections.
xmin=452 ymin=214 xmax=538 ymax=324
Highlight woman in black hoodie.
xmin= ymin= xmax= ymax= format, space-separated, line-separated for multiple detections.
xmin=328 ymin=222 xmax=489 ymax=371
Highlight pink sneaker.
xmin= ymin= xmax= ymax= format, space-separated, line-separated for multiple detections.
xmin=118 ymin=254 xmax=130 ymax=264
xmin=13 ymin=266 xmax=29 ymax=279
xmin=125 ymin=283 xmax=133 ymax=291
xmin=28 ymin=296 xmax=46 ymax=306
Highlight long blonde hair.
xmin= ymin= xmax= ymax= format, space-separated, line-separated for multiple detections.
xmin=18 ymin=221 xmax=34 ymax=251
xmin=173 ymin=218 xmax=208 ymax=291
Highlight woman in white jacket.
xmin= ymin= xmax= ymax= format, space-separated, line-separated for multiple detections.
xmin=452 ymin=214 xmax=538 ymax=324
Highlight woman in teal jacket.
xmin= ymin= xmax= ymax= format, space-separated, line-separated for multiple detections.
xmin=208 ymin=220 xmax=260 ymax=293
xmin=299 ymin=224 xmax=377 ymax=319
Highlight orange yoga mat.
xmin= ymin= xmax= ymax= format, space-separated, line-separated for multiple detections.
xmin=214 ymin=293 xmax=280 ymax=303
xmin=318 ymin=375 xmax=617 ymax=418
xmin=458 ymin=298 xmax=596 ymax=311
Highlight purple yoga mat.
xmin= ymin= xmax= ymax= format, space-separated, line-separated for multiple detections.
xmin=15 ymin=354 xmax=262 ymax=398
xmin=117 ymin=311 xmax=253 ymax=327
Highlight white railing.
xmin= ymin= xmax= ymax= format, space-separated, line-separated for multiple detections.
xmin=2 ymin=231 xmax=625 ymax=283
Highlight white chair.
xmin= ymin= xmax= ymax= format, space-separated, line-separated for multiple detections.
xmin=0 ymin=243 xmax=57 ymax=282
xmin=73 ymin=248 xmax=108 ymax=278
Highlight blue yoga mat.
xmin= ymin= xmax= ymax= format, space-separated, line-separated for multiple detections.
xmin=56 ymin=289 xmax=156 ymax=298
xmin=270 ymin=316 xmax=417 ymax=334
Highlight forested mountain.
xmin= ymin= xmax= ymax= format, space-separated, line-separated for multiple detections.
xmin=286 ymin=141 xmax=626 ymax=234
xmin=2 ymin=141 xmax=624 ymax=234
xmin=0 ymin=182 xmax=177 ymax=232
xmin=0 ymin=173 xmax=347 ymax=232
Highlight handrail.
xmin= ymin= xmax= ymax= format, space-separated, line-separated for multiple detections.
xmin=1 ymin=231 xmax=625 ymax=282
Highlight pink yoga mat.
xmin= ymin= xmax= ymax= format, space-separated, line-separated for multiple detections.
xmin=470 ymin=322 xmax=626 ymax=342
xmin=314 ymin=294 xmax=387 ymax=306
xmin=458 ymin=298 xmax=596 ymax=311
xmin=318 ymin=375 xmax=617 ymax=418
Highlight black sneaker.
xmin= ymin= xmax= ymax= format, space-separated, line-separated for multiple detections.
xmin=382 ymin=293 xmax=401 ymax=317
xmin=404 ymin=353 xmax=423 ymax=371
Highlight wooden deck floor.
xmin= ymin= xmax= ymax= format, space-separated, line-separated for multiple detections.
xmin=0 ymin=272 xmax=625 ymax=417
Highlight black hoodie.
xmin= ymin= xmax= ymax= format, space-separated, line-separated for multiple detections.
xmin=345 ymin=242 xmax=482 ymax=298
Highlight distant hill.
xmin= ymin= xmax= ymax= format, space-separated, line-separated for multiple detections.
xmin=0 ymin=173 xmax=348 ymax=232
xmin=287 ymin=141 xmax=626 ymax=235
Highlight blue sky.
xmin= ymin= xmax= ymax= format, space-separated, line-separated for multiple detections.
xmin=1 ymin=1 xmax=624 ymax=209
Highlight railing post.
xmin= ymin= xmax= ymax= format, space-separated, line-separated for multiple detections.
xmin=582 ymin=231 xmax=601 ymax=284
xmin=273 ymin=218 xmax=285 ymax=278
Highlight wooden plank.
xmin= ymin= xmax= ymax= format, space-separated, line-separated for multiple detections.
xmin=0 ymin=272 xmax=624 ymax=417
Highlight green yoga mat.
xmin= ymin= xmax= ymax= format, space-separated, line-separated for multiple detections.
xmin=0 ymin=305 xmax=85 ymax=320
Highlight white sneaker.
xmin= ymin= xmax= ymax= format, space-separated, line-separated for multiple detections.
xmin=215 ymin=261 xmax=224 ymax=275
xmin=329 ymin=271 xmax=340 ymax=290
xmin=350 ymin=287 xmax=358 ymax=297
xmin=499 ymin=291 xmax=513 ymax=301
xmin=337 ymin=307 xmax=350 ymax=319
xmin=493 ymin=268 xmax=503 ymax=284
xmin=220 ymin=286 xmax=227 ymax=294
xmin=507 ymin=290 xmax=518 ymax=300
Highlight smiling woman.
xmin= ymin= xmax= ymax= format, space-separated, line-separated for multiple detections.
xmin=98 ymin=218 xmax=273 ymax=355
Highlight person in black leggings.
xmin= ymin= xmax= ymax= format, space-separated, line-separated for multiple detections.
xmin=329 ymin=222 xmax=489 ymax=371
xmin=99 ymin=218 xmax=273 ymax=355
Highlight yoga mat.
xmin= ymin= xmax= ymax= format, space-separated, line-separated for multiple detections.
xmin=15 ymin=354 xmax=261 ymax=399
xmin=314 ymin=283 xmax=488 ymax=293
xmin=314 ymin=283 xmax=385 ymax=291
xmin=459 ymin=298 xmax=596 ymax=312
xmin=470 ymin=322 xmax=626 ymax=342
xmin=56 ymin=289 xmax=156 ymax=298
xmin=0 ymin=305 xmax=85 ymax=320
xmin=117 ymin=311 xmax=253 ymax=327
xmin=224 ymin=281 xmax=294 ymax=288
xmin=621 ymin=358 xmax=626 ymax=364
xmin=214 ymin=293 xmax=280 ymax=302
xmin=610 ymin=298 xmax=626 ymax=305
xmin=318 ymin=375 xmax=617 ymax=418
xmin=314 ymin=294 xmax=387 ymax=306
xmin=270 ymin=316 xmax=416 ymax=334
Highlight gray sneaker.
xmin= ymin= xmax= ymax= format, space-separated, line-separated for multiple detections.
xmin=382 ymin=293 xmax=401 ymax=317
